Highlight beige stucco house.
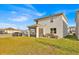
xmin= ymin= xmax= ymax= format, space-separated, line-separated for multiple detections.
xmin=68 ymin=26 xmax=76 ymax=35
xmin=76 ymin=11 xmax=79 ymax=39
xmin=28 ymin=13 xmax=68 ymax=38
xmin=0 ymin=28 xmax=22 ymax=34
xmin=4 ymin=28 xmax=21 ymax=34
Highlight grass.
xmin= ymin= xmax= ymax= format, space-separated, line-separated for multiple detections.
xmin=0 ymin=36 xmax=79 ymax=55
xmin=36 ymin=38 xmax=79 ymax=54
xmin=64 ymin=35 xmax=78 ymax=40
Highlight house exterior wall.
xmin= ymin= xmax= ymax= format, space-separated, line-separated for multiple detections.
xmin=36 ymin=15 xmax=68 ymax=38
xmin=62 ymin=16 xmax=68 ymax=37
xmin=5 ymin=30 xmax=21 ymax=34
xmin=76 ymin=11 xmax=79 ymax=39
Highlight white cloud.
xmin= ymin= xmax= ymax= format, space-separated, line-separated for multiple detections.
xmin=8 ymin=4 xmax=46 ymax=22
xmin=11 ymin=11 xmax=17 ymax=14
xmin=11 ymin=16 xmax=28 ymax=22
xmin=0 ymin=23 xmax=17 ymax=29
xmin=35 ymin=12 xmax=46 ymax=16
xmin=54 ymin=9 xmax=78 ymax=15
xmin=24 ymin=4 xmax=46 ymax=16
xmin=25 ymin=4 xmax=37 ymax=11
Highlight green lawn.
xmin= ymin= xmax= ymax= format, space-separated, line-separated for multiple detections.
xmin=0 ymin=36 xmax=79 ymax=55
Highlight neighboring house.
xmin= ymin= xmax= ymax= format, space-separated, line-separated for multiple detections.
xmin=0 ymin=29 xmax=5 ymax=34
xmin=21 ymin=30 xmax=28 ymax=36
xmin=76 ymin=11 xmax=79 ymax=39
xmin=68 ymin=26 xmax=76 ymax=35
xmin=28 ymin=13 xmax=68 ymax=38
xmin=3 ymin=28 xmax=22 ymax=34
xmin=0 ymin=28 xmax=22 ymax=34
xmin=0 ymin=28 xmax=23 ymax=37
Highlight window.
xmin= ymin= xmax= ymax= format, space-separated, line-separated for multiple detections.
xmin=50 ymin=20 xmax=53 ymax=22
xmin=50 ymin=28 xmax=56 ymax=34
xmin=36 ymin=21 xmax=38 ymax=24
xmin=53 ymin=28 xmax=56 ymax=33
xmin=50 ymin=28 xmax=53 ymax=33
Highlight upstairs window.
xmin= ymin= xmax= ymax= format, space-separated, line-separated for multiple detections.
xmin=50 ymin=20 xmax=53 ymax=22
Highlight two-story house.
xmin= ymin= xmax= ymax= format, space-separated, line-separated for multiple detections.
xmin=28 ymin=13 xmax=68 ymax=38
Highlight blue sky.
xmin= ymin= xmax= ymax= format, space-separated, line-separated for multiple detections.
xmin=0 ymin=4 xmax=78 ymax=30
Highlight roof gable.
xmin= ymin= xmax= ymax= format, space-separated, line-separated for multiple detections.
xmin=35 ymin=13 xmax=67 ymax=22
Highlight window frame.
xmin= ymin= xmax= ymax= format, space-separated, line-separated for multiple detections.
xmin=50 ymin=28 xmax=56 ymax=34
